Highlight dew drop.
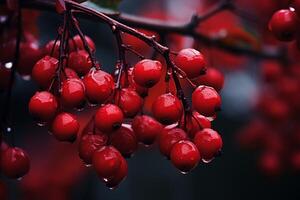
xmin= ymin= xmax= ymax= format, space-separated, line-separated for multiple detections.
xmin=6 ymin=127 xmax=12 ymax=133
xmin=85 ymin=164 xmax=92 ymax=168
xmin=36 ymin=121 xmax=46 ymax=127
xmin=202 ymin=158 xmax=214 ymax=163
xmin=21 ymin=75 xmax=31 ymax=81
xmin=179 ymin=170 xmax=188 ymax=175
xmin=87 ymin=101 xmax=98 ymax=107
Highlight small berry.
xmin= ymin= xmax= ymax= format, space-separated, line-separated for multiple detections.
xmin=95 ymin=104 xmax=124 ymax=133
xmin=115 ymin=88 xmax=143 ymax=117
xmin=29 ymin=91 xmax=58 ymax=122
xmin=159 ymin=128 xmax=188 ymax=158
xmin=192 ymin=85 xmax=221 ymax=117
xmin=268 ymin=9 xmax=299 ymax=41
xmin=0 ymin=147 xmax=30 ymax=179
xmin=78 ymin=134 xmax=108 ymax=164
xmin=128 ymin=67 xmax=148 ymax=97
xmin=51 ymin=112 xmax=79 ymax=142
xmin=193 ymin=128 xmax=223 ymax=160
xmin=61 ymin=78 xmax=85 ymax=108
xmin=32 ymin=56 xmax=58 ymax=89
xmin=69 ymin=50 xmax=92 ymax=75
xmin=44 ymin=40 xmax=60 ymax=58
xmin=92 ymin=146 xmax=122 ymax=179
xmin=170 ymin=140 xmax=200 ymax=173
xmin=133 ymin=59 xmax=162 ymax=88
xmin=71 ymin=35 xmax=96 ymax=52
xmin=109 ymin=124 xmax=138 ymax=157
xmin=83 ymin=69 xmax=114 ymax=104
xmin=132 ymin=115 xmax=163 ymax=145
xmin=104 ymin=156 xmax=128 ymax=188
xmin=185 ymin=111 xmax=211 ymax=138
xmin=175 ymin=48 xmax=206 ymax=79
xmin=152 ymin=93 xmax=183 ymax=124
xmin=194 ymin=68 xmax=224 ymax=91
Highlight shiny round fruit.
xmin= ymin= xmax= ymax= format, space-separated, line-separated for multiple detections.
xmin=133 ymin=59 xmax=162 ymax=88
xmin=175 ymin=48 xmax=206 ymax=79
xmin=92 ymin=146 xmax=122 ymax=179
xmin=194 ymin=68 xmax=224 ymax=91
xmin=51 ymin=112 xmax=79 ymax=142
xmin=132 ymin=115 xmax=163 ymax=145
xmin=83 ymin=69 xmax=114 ymax=104
xmin=29 ymin=91 xmax=58 ymax=122
xmin=0 ymin=147 xmax=30 ymax=179
xmin=69 ymin=50 xmax=92 ymax=75
xmin=170 ymin=140 xmax=200 ymax=173
xmin=185 ymin=111 xmax=211 ymax=138
xmin=159 ymin=128 xmax=188 ymax=158
xmin=44 ymin=40 xmax=60 ymax=58
xmin=104 ymin=156 xmax=128 ymax=188
xmin=32 ymin=56 xmax=58 ymax=88
xmin=192 ymin=85 xmax=221 ymax=117
xmin=193 ymin=128 xmax=223 ymax=160
xmin=152 ymin=93 xmax=183 ymax=124
xmin=61 ymin=78 xmax=85 ymax=108
xmin=95 ymin=104 xmax=124 ymax=133
xmin=71 ymin=35 xmax=96 ymax=52
xmin=128 ymin=67 xmax=148 ymax=97
xmin=268 ymin=9 xmax=299 ymax=41
xmin=115 ymin=88 xmax=143 ymax=117
xmin=78 ymin=134 xmax=108 ymax=164
xmin=109 ymin=125 xmax=138 ymax=157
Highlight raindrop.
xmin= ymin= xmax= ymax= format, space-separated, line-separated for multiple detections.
xmin=202 ymin=158 xmax=214 ymax=164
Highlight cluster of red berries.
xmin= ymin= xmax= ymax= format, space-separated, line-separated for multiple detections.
xmin=268 ymin=0 xmax=300 ymax=42
xmin=24 ymin=30 xmax=224 ymax=187
xmin=238 ymin=61 xmax=300 ymax=177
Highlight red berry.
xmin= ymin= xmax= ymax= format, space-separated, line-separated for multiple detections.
xmin=109 ymin=124 xmax=138 ymax=157
xmin=170 ymin=140 xmax=200 ymax=172
xmin=261 ymin=61 xmax=282 ymax=82
xmin=192 ymin=85 xmax=221 ymax=117
xmin=175 ymin=48 xmax=206 ymax=79
xmin=78 ymin=134 xmax=108 ymax=164
xmin=185 ymin=111 xmax=211 ymax=138
xmin=193 ymin=128 xmax=223 ymax=161
xmin=268 ymin=9 xmax=299 ymax=41
xmin=104 ymin=156 xmax=128 ymax=188
xmin=95 ymin=104 xmax=124 ymax=133
xmin=51 ymin=112 xmax=79 ymax=142
xmin=152 ymin=93 xmax=183 ymax=124
xmin=64 ymin=68 xmax=79 ymax=79
xmin=194 ymin=68 xmax=224 ymax=91
xmin=115 ymin=88 xmax=143 ymax=117
xmin=32 ymin=56 xmax=58 ymax=88
xmin=0 ymin=147 xmax=30 ymax=179
xmin=132 ymin=115 xmax=163 ymax=145
xmin=128 ymin=67 xmax=148 ymax=97
xmin=71 ymin=35 xmax=96 ymax=52
xmin=83 ymin=69 xmax=114 ymax=104
xmin=133 ymin=59 xmax=162 ymax=88
xmin=44 ymin=40 xmax=60 ymax=58
xmin=61 ymin=78 xmax=85 ymax=108
xmin=69 ymin=50 xmax=92 ymax=75
xmin=159 ymin=128 xmax=188 ymax=158
xmin=92 ymin=146 xmax=122 ymax=179
xmin=29 ymin=91 xmax=58 ymax=122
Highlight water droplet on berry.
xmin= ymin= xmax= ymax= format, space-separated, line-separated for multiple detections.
xmin=85 ymin=164 xmax=92 ymax=167
xmin=202 ymin=158 xmax=213 ymax=163
xmin=177 ymin=74 xmax=184 ymax=79
xmin=17 ymin=177 xmax=23 ymax=181
xmin=107 ymin=186 xmax=117 ymax=190
xmin=179 ymin=170 xmax=189 ymax=175
xmin=21 ymin=75 xmax=31 ymax=81
xmin=87 ymin=101 xmax=98 ymax=107
xmin=36 ymin=121 xmax=46 ymax=127
xmin=6 ymin=127 xmax=12 ymax=133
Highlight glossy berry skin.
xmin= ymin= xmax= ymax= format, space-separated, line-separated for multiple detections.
xmin=192 ymin=85 xmax=221 ymax=117
xmin=104 ymin=156 xmax=128 ymax=188
xmin=193 ymin=128 xmax=223 ymax=160
xmin=92 ymin=146 xmax=122 ymax=179
xmin=95 ymin=104 xmax=124 ymax=133
xmin=51 ymin=113 xmax=79 ymax=142
xmin=69 ymin=50 xmax=92 ymax=76
xmin=133 ymin=59 xmax=162 ymax=88
xmin=128 ymin=67 xmax=148 ymax=97
xmin=32 ymin=56 xmax=58 ymax=89
xmin=268 ymin=9 xmax=299 ymax=41
xmin=29 ymin=91 xmax=58 ymax=122
xmin=170 ymin=140 xmax=200 ymax=172
xmin=83 ymin=69 xmax=114 ymax=104
xmin=0 ymin=147 xmax=30 ymax=179
xmin=61 ymin=78 xmax=85 ymax=108
xmin=194 ymin=68 xmax=224 ymax=91
xmin=132 ymin=115 xmax=163 ymax=145
xmin=159 ymin=128 xmax=188 ymax=158
xmin=175 ymin=48 xmax=206 ymax=79
xmin=152 ymin=93 xmax=183 ymax=124
xmin=109 ymin=124 xmax=138 ymax=157
xmin=115 ymin=88 xmax=143 ymax=117
xmin=185 ymin=111 xmax=211 ymax=138
xmin=71 ymin=35 xmax=96 ymax=52
xmin=78 ymin=134 xmax=108 ymax=164
xmin=44 ymin=40 xmax=60 ymax=58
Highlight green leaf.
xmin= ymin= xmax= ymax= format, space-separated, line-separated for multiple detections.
xmin=90 ymin=0 xmax=122 ymax=10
